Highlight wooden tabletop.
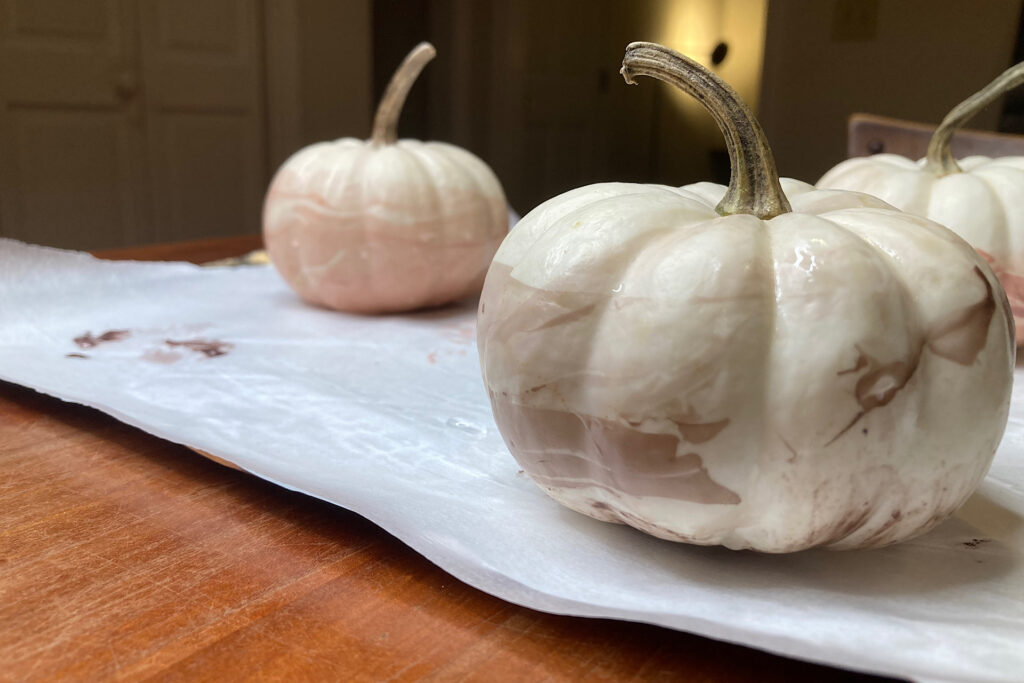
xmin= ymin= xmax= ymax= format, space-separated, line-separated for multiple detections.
xmin=1 ymin=236 xmax=896 ymax=682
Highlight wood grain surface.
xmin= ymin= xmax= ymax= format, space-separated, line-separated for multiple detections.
xmin=0 ymin=238 xmax=898 ymax=681
xmin=92 ymin=234 xmax=265 ymax=265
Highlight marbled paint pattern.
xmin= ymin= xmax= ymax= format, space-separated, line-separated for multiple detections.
xmin=478 ymin=178 xmax=1014 ymax=552
xmin=264 ymin=139 xmax=508 ymax=313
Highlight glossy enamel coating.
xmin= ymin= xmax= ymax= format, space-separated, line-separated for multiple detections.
xmin=819 ymin=154 xmax=1024 ymax=343
xmin=478 ymin=178 xmax=1014 ymax=552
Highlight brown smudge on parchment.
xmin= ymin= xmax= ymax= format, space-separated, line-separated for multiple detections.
xmin=74 ymin=329 xmax=130 ymax=348
xmin=829 ymin=266 xmax=998 ymax=445
xmin=490 ymin=396 xmax=740 ymax=504
xmin=442 ymin=321 xmax=478 ymax=346
xmin=141 ymin=349 xmax=183 ymax=365
xmin=65 ymin=353 xmax=88 ymax=359
xmin=165 ymin=339 xmax=233 ymax=358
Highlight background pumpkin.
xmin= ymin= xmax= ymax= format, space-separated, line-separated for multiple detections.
xmin=818 ymin=63 xmax=1024 ymax=343
xmin=477 ymin=42 xmax=1014 ymax=553
xmin=263 ymin=43 xmax=508 ymax=313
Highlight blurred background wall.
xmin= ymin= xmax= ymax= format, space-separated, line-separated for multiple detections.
xmin=0 ymin=0 xmax=1021 ymax=249
xmin=759 ymin=0 xmax=1023 ymax=183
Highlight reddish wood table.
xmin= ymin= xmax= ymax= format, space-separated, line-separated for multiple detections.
xmin=1 ymin=236 xmax=895 ymax=681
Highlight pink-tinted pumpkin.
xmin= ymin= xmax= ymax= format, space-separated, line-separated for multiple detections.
xmin=263 ymin=43 xmax=508 ymax=313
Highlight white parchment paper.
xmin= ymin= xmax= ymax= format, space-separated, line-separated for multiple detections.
xmin=1 ymin=238 xmax=1022 ymax=682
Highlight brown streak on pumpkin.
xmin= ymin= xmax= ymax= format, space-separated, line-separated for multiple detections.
xmin=855 ymin=357 xmax=919 ymax=411
xmin=779 ymin=434 xmax=798 ymax=462
xmin=829 ymin=505 xmax=874 ymax=541
xmin=525 ymin=452 xmax=742 ymax=506
xmin=673 ymin=418 xmax=730 ymax=444
xmin=826 ymin=410 xmax=866 ymax=447
xmin=491 ymin=396 xmax=741 ymax=504
xmin=828 ymin=350 xmax=921 ymax=445
xmin=530 ymin=303 xmax=598 ymax=332
xmin=837 ymin=353 xmax=868 ymax=376
xmin=855 ymin=511 xmax=905 ymax=546
xmin=612 ymin=507 xmax=698 ymax=542
xmin=142 ymin=349 xmax=183 ymax=365
xmin=927 ymin=266 xmax=997 ymax=365
xmin=828 ymin=266 xmax=998 ymax=446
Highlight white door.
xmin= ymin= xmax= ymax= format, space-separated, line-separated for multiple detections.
xmin=0 ymin=0 xmax=267 ymax=250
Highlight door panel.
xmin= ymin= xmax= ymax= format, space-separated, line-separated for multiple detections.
xmin=1 ymin=0 xmax=129 ymax=109
xmin=156 ymin=113 xmax=254 ymax=242
xmin=157 ymin=0 xmax=242 ymax=55
xmin=3 ymin=110 xmax=141 ymax=249
xmin=8 ymin=0 xmax=109 ymax=39
xmin=0 ymin=0 xmax=267 ymax=249
xmin=0 ymin=0 xmax=146 ymax=248
xmin=140 ymin=0 xmax=265 ymax=242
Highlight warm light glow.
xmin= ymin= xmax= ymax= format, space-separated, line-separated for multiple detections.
xmin=656 ymin=0 xmax=723 ymax=68
xmin=651 ymin=0 xmax=768 ymax=123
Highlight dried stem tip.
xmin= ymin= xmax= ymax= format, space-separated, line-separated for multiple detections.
xmin=620 ymin=41 xmax=791 ymax=219
xmin=371 ymin=42 xmax=437 ymax=146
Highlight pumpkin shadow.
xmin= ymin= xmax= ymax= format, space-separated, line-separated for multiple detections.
xmin=403 ymin=297 xmax=479 ymax=322
xmin=265 ymin=289 xmax=476 ymax=323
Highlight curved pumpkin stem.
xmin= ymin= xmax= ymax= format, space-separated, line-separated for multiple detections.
xmin=370 ymin=42 xmax=436 ymax=146
xmin=925 ymin=61 xmax=1024 ymax=177
xmin=620 ymin=41 xmax=790 ymax=219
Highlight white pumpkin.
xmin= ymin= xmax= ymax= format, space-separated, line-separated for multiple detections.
xmin=477 ymin=42 xmax=1014 ymax=553
xmin=818 ymin=63 xmax=1024 ymax=343
xmin=263 ymin=43 xmax=508 ymax=313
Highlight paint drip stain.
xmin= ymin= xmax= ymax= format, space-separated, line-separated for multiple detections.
xmin=828 ymin=266 xmax=997 ymax=445
xmin=165 ymin=339 xmax=233 ymax=358
xmin=74 ymin=329 xmax=130 ymax=348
